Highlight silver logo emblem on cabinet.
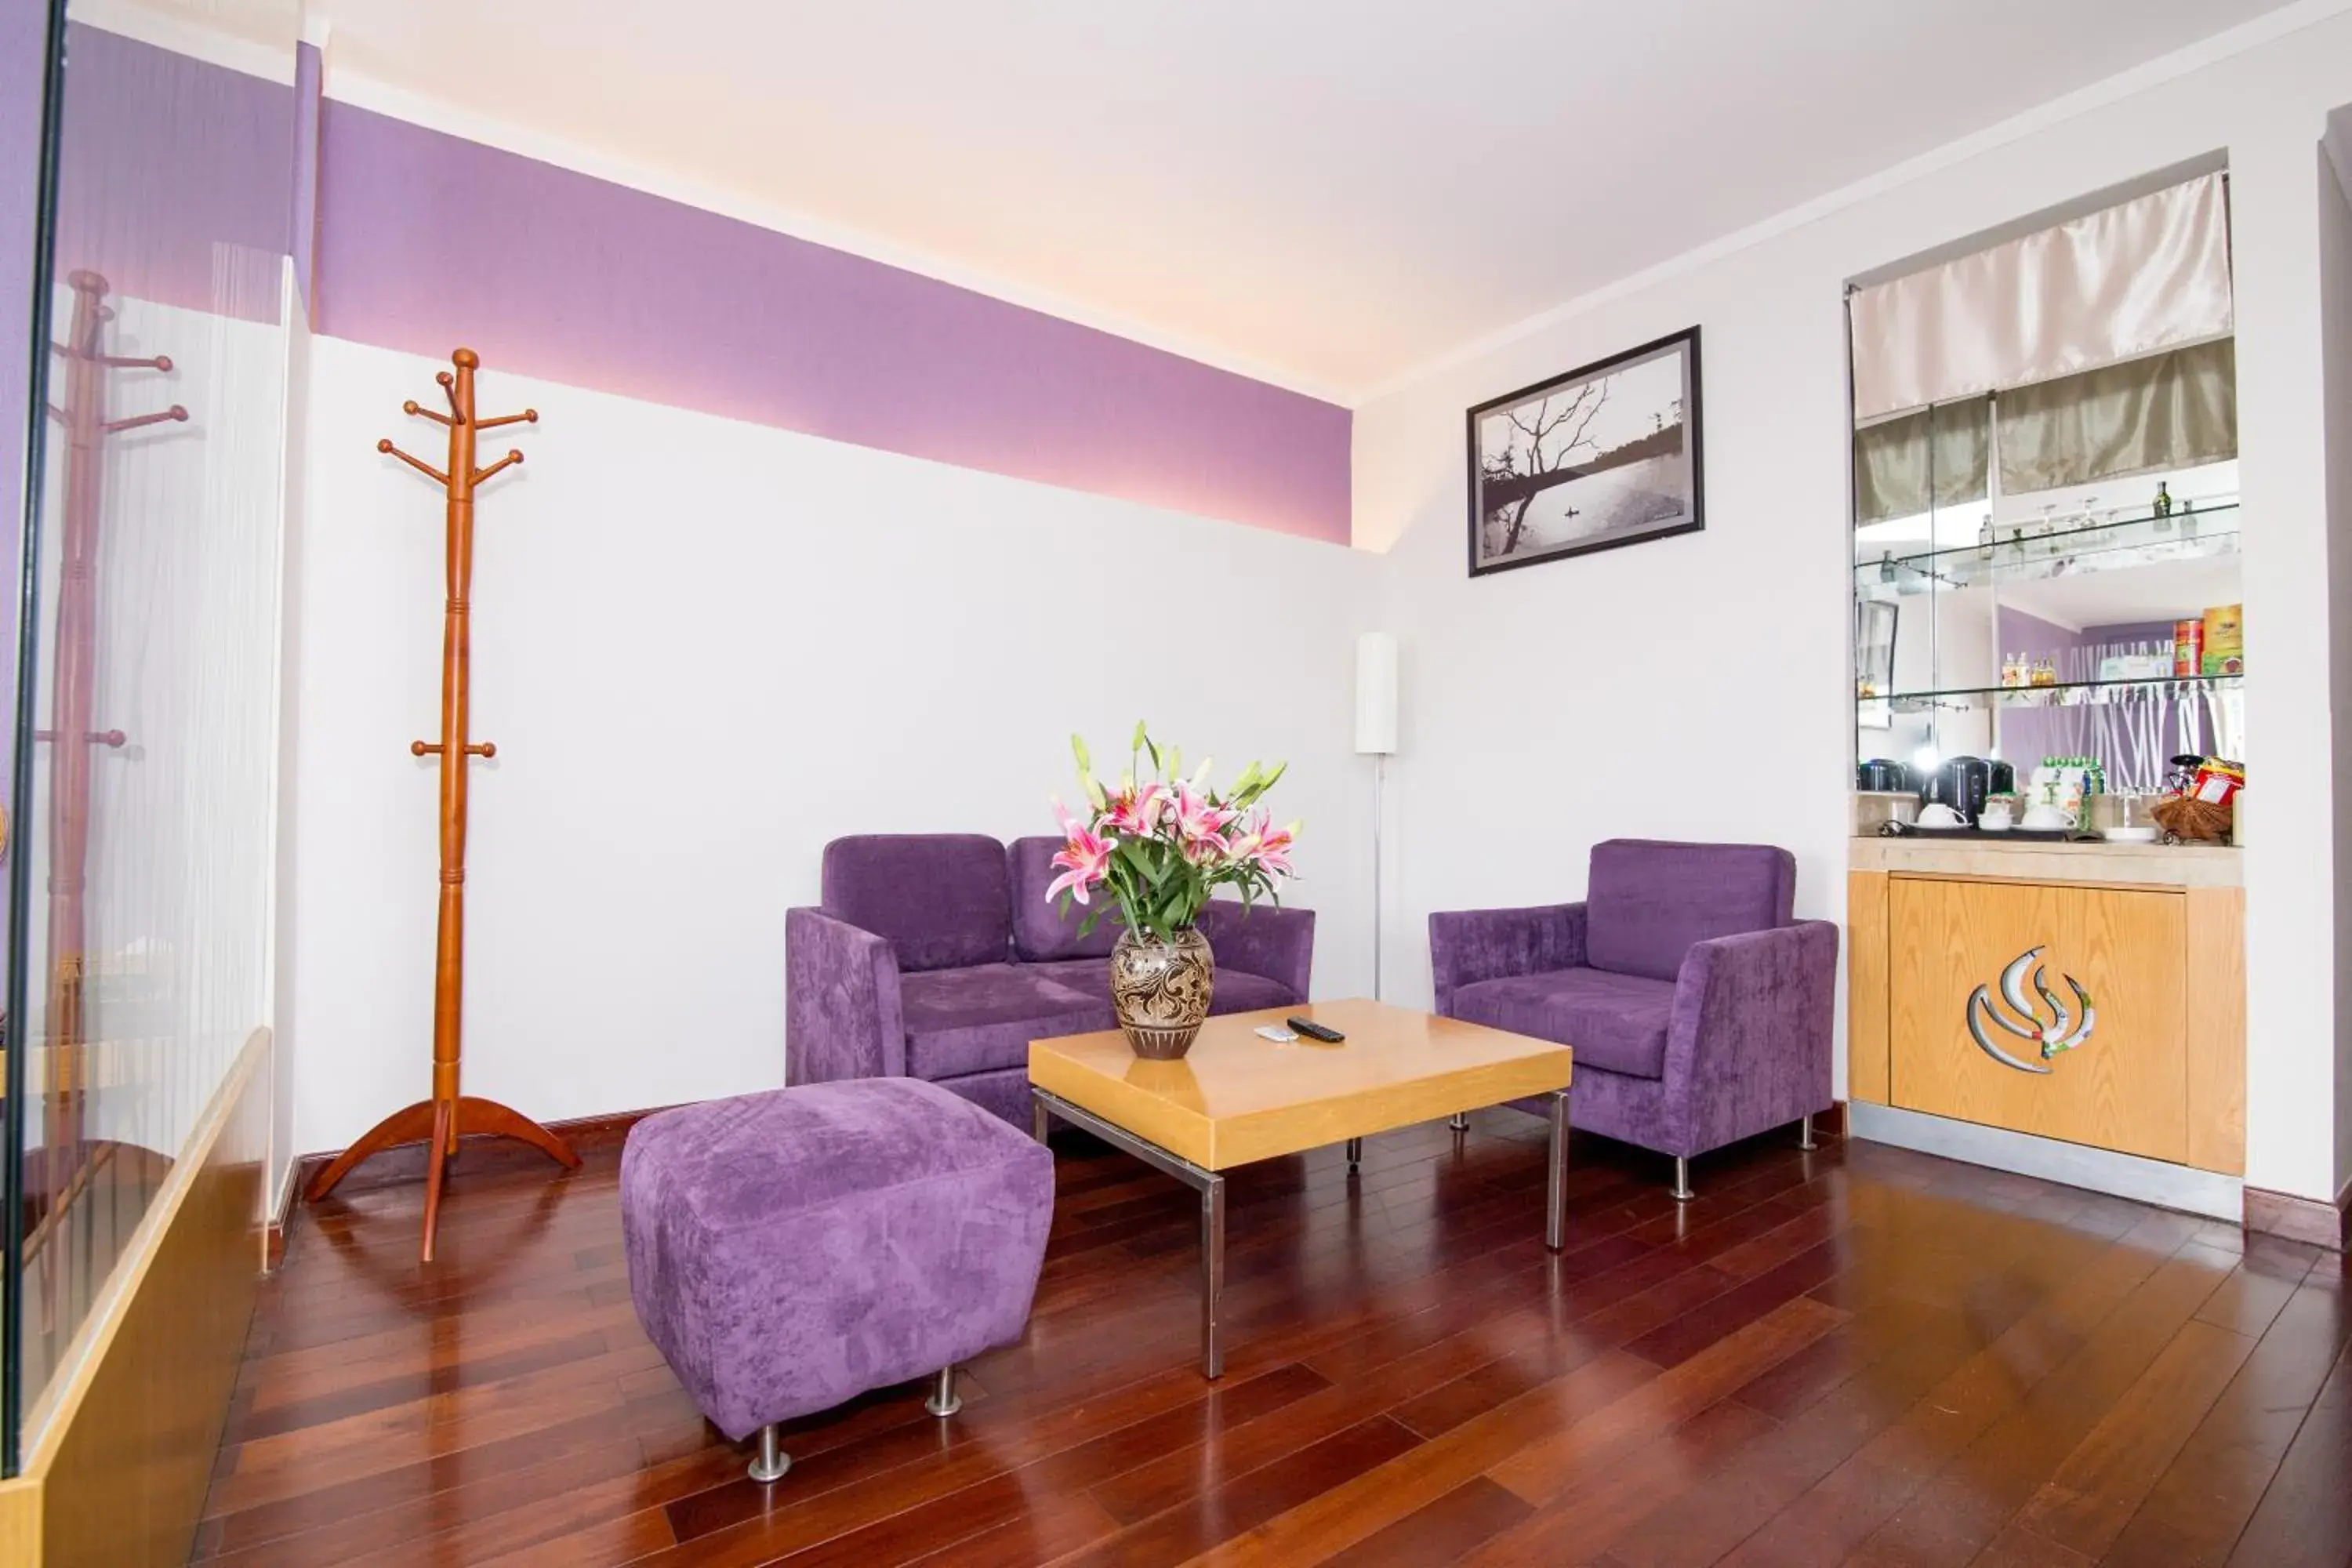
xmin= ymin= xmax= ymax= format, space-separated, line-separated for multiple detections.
xmin=1966 ymin=946 xmax=2095 ymax=1074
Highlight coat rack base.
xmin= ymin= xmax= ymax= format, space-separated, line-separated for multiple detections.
xmin=305 ymin=1094 xmax=582 ymax=1261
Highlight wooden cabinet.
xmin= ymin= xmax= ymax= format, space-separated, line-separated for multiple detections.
xmin=1849 ymin=856 xmax=2244 ymax=1176
xmin=1889 ymin=877 xmax=2187 ymax=1161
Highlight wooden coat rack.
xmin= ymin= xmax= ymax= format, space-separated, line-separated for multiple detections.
xmin=27 ymin=271 xmax=185 ymax=1338
xmin=304 ymin=347 xmax=577 ymax=1261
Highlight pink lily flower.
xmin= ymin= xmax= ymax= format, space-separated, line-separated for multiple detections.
xmin=1171 ymin=782 xmax=1238 ymax=847
xmin=1102 ymin=781 xmax=1167 ymax=837
xmin=1232 ymin=808 xmax=1298 ymax=878
xmin=1046 ymin=800 xmax=1115 ymax=905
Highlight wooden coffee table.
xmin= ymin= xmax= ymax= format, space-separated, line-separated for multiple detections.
xmin=1028 ymin=998 xmax=1573 ymax=1378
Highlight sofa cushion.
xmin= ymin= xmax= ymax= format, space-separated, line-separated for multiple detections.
xmin=1584 ymin=838 xmax=1794 ymax=982
xmin=1450 ymin=965 xmax=1676 ymax=1080
xmin=1007 ymin=836 xmax=1121 ymax=962
xmin=822 ymin=834 xmax=1011 ymax=973
xmin=1024 ymin=959 xmax=1300 ymax=1018
xmin=1208 ymin=970 xmax=1299 ymax=1016
xmin=901 ymin=963 xmax=1111 ymax=1081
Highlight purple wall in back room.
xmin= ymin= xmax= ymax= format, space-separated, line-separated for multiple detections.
xmin=3 ymin=0 xmax=46 ymax=552
xmin=313 ymin=103 xmax=1352 ymax=543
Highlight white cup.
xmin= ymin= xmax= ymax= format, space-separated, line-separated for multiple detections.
xmin=1979 ymin=804 xmax=2014 ymax=832
xmin=2020 ymin=804 xmax=2077 ymax=832
xmin=1916 ymin=803 xmax=1966 ymax=829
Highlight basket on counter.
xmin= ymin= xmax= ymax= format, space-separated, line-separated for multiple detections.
xmin=2152 ymin=795 xmax=2233 ymax=844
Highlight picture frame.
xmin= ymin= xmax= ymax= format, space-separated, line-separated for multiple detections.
xmin=1465 ymin=326 xmax=1704 ymax=576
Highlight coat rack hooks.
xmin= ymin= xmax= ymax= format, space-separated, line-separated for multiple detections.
xmin=305 ymin=346 xmax=577 ymax=1263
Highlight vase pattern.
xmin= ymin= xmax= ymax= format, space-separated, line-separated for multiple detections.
xmin=1110 ymin=927 xmax=1215 ymax=1059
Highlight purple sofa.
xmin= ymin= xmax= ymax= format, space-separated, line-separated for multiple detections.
xmin=1429 ymin=838 xmax=1836 ymax=1199
xmin=621 ymin=1077 xmax=1053 ymax=1480
xmin=788 ymin=833 xmax=1316 ymax=1124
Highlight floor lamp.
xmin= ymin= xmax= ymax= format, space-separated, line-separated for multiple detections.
xmin=1355 ymin=633 xmax=1397 ymax=1004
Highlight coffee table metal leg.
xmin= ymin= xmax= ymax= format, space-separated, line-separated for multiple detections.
xmin=1345 ymin=1136 xmax=1363 ymax=1174
xmin=1200 ymin=1174 xmax=1225 ymax=1378
xmin=1545 ymin=1088 xmax=1571 ymax=1250
xmin=1031 ymin=1094 xmax=1051 ymax=1145
xmin=1028 ymin=1087 xmax=1227 ymax=1378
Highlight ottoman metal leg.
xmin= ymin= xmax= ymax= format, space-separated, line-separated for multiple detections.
xmin=1201 ymin=1175 xmax=1226 ymax=1380
xmin=747 ymin=1424 xmax=790 ymax=1483
xmin=925 ymin=1365 xmax=962 ymax=1417
xmin=1671 ymin=1156 xmax=1696 ymax=1203
xmin=1544 ymin=1088 xmax=1570 ymax=1251
xmin=1798 ymin=1113 xmax=1819 ymax=1152
xmin=1345 ymin=1137 xmax=1363 ymax=1174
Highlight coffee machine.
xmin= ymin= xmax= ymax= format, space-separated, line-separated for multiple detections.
xmin=1922 ymin=756 xmax=1993 ymax=824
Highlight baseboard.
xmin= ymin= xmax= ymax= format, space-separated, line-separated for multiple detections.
xmin=1849 ymin=1101 xmax=2242 ymax=1221
xmin=2243 ymin=1181 xmax=2352 ymax=1252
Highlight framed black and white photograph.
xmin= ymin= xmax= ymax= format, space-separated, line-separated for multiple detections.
xmin=1466 ymin=326 xmax=1704 ymax=576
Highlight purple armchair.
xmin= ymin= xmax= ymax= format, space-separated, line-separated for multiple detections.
xmin=788 ymin=833 xmax=1316 ymax=1127
xmin=1428 ymin=838 xmax=1835 ymax=1198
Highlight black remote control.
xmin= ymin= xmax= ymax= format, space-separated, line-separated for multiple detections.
xmin=1287 ymin=1016 xmax=1345 ymax=1043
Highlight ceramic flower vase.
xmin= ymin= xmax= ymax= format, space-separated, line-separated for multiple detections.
xmin=1109 ymin=927 xmax=1215 ymax=1059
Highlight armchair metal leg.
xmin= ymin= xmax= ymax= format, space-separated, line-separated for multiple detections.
xmin=747 ymin=1423 xmax=789 ymax=1483
xmin=1345 ymin=1136 xmax=1363 ymax=1174
xmin=1798 ymin=1113 xmax=1819 ymax=1152
xmin=1449 ymin=1112 xmax=1469 ymax=1132
xmin=1670 ymin=1156 xmax=1695 ymax=1203
xmin=925 ymin=1365 xmax=961 ymax=1417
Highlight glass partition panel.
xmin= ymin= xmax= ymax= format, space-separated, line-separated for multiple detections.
xmin=4 ymin=0 xmax=297 ymax=1468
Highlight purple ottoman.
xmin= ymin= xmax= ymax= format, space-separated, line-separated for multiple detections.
xmin=620 ymin=1077 xmax=1054 ymax=1481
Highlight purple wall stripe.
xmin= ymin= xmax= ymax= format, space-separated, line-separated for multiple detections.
xmin=314 ymin=103 xmax=1350 ymax=543
xmin=292 ymin=39 xmax=319 ymax=316
xmin=2 ymin=0 xmax=46 ymax=546
xmin=53 ymin=25 xmax=292 ymax=322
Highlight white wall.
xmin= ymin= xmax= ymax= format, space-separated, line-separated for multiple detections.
xmin=1356 ymin=12 xmax=2352 ymax=1202
xmin=284 ymin=336 xmax=1379 ymax=1156
xmin=2321 ymin=121 xmax=2352 ymax=1200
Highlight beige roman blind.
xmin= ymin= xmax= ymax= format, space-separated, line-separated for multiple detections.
xmin=1850 ymin=172 xmax=2234 ymax=423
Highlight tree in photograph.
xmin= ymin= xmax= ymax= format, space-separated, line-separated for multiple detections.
xmin=1479 ymin=378 xmax=1610 ymax=557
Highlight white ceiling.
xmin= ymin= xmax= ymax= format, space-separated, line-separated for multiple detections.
xmin=294 ymin=0 xmax=2304 ymax=399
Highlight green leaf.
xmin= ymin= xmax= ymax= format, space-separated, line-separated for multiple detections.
xmin=1071 ymin=732 xmax=1091 ymax=773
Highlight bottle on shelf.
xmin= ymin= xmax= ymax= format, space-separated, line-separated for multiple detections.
xmin=2154 ymin=481 xmax=2173 ymax=519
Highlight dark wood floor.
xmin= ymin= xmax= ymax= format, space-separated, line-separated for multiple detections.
xmin=194 ymin=1111 xmax=2352 ymax=1566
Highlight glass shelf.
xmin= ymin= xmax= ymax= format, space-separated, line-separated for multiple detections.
xmin=1857 ymin=672 xmax=2244 ymax=716
xmin=1854 ymin=503 xmax=2240 ymax=599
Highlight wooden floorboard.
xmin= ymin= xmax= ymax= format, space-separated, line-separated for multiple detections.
xmin=196 ymin=1116 xmax=2352 ymax=1566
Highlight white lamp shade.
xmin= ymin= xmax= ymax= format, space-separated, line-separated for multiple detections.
xmin=1355 ymin=632 xmax=1399 ymax=755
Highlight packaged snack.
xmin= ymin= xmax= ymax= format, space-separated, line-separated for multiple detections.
xmin=2201 ymin=603 xmax=2244 ymax=677
xmin=2190 ymin=757 xmax=2245 ymax=806
xmin=2173 ymin=618 xmax=2203 ymax=677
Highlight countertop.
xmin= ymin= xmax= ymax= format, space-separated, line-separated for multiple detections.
xmin=1849 ymin=833 xmax=2242 ymax=888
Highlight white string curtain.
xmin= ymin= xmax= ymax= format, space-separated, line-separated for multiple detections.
xmin=1850 ymin=172 xmax=2234 ymax=423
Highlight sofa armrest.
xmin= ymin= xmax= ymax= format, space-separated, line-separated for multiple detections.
xmin=1196 ymin=900 xmax=1316 ymax=1000
xmin=786 ymin=906 xmax=906 ymax=1083
xmin=1662 ymin=920 xmax=1838 ymax=1154
xmin=1427 ymin=902 xmax=1588 ymax=1014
